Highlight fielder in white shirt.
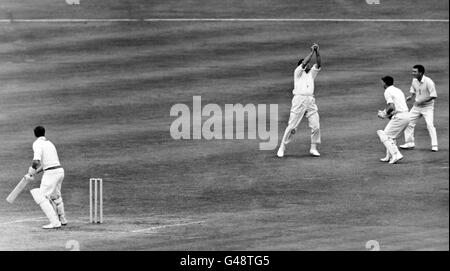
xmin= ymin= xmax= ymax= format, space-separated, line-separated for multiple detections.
xmin=24 ymin=126 xmax=66 ymax=229
xmin=400 ymin=65 xmax=438 ymax=151
xmin=377 ymin=76 xmax=411 ymax=164
xmin=277 ymin=43 xmax=322 ymax=158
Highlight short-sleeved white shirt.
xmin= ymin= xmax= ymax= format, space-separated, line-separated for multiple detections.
xmin=32 ymin=137 xmax=61 ymax=170
xmin=410 ymin=75 xmax=437 ymax=106
xmin=292 ymin=64 xmax=321 ymax=96
xmin=384 ymin=86 xmax=408 ymax=113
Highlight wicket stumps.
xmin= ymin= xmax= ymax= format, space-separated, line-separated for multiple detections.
xmin=89 ymin=178 xmax=103 ymax=223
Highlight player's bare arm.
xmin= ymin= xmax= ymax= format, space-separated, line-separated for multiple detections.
xmin=386 ymin=102 xmax=396 ymax=116
xmin=406 ymin=93 xmax=415 ymax=102
xmin=301 ymin=46 xmax=315 ymax=69
xmin=314 ymin=44 xmax=321 ymax=68
xmin=29 ymin=160 xmax=43 ymax=177
xmin=294 ymin=46 xmax=315 ymax=78
xmin=32 ymin=159 xmax=40 ymax=170
xmin=378 ymin=103 xmax=396 ymax=119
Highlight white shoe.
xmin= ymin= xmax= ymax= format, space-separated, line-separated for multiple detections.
xmin=42 ymin=221 xmax=62 ymax=229
xmin=31 ymin=189 xmax=62 ymax=230
xmin=380 ymin=156 xmax=390 ymax=162
xmin=277 ymin=144 xmax=285 ymax=157
xmin=389 ymin=153 xmax=404 ymax=164
xmin=399 ymin=143 xmax=415 ymax=149
xmin=432 ymin=146 xmax=439 ymax=152
xmin=309 ymin=149 xmax=320 ymax=157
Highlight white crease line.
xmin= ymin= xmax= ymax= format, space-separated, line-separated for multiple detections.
xmin=0 ymin=18 xmax=448 ymax=23
xmin=0 ymin=217 xmax=98 ymax=226
xmin=0 ymin=217 xmax=47 ymax=226
xmin=131 ymin=220 xmax=206 ymax=233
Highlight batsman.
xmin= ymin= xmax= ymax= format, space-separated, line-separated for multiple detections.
xmin=23 ymin=126 xmax=67 ymax=229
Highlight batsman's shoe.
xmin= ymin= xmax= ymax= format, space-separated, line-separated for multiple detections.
xmin=432 ymin=146 xmax=439 ymax=152
xmin=277 ymin=144 xmax=285 ymax=158
xmin=380 ymin=156 xmax=390 ymax=162
xmin=309 ymin=149 xmax=320 ymax=157
xmin=31 ymin=189 xmax=62 ymax=230
xmin=389 ymin=153 xmax=404 ymax=164
xmin=400 ymin=143 xmax=415 ymax=149
xmin=42 ymin=221 xmax=62 ymax=229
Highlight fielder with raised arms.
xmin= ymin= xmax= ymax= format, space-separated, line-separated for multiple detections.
xmin=25 ymin=126 xmax=67 ymax=229
xmin=376 ymin=76 xmax=411 ymax=164
xmin=277 ymin=43 xmax=322 ymax=158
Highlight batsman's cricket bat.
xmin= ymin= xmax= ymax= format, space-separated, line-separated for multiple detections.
xmin=6 ymin=176 xmax=31 ymax=204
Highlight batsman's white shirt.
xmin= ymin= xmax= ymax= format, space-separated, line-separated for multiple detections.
xmin=410 ymin=75 xmax=437 ymax=106
xmin=33 ymin=136 xmax=61 ymax=170
xmin=292 ymin=64 xmax=321 ymax=96
xmin=33 ymin=136 xmax=64 ymax=197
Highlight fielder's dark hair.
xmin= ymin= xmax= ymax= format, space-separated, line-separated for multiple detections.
xmin=381 ymin=76 xmax=394 ymax=86
xmin=34 ymin=126 xmax=45 ymax=137
xmin=297 ymin=58 xmax=304 ymax=66
xmin=413 ymin=64 xmax=425 ymax=74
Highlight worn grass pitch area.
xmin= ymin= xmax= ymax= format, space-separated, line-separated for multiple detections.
xmin=0 ymin=1 xmax=448 ymax=250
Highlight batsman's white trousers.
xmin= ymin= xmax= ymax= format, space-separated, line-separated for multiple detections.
xmin=40 ymin=168 xmax=65 ymax=199
xmin=281 ymin=95 xmax=320 ymax=145
xmin=384 ymin=112 xmax=411 ymax=139
xmin=403 ymin=104 xmax=438 ymax=146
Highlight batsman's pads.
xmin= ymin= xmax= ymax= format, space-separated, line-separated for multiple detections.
xmin=30 ymin=189 xmax=61 ymax=225
xmin=6 ymin=176 xmax=31 ymax=204
xmin=30 ymin=188 xmax=47 ymax=205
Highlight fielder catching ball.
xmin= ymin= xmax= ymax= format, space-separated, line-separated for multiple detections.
xmin=277 ymin=43 xmax=322 ymax=158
